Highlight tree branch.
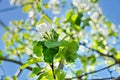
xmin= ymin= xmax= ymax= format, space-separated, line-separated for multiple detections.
xmin=15 ymin=69 xmax=22 ymax=77
xmin=88 ymin=77 xmax=115 ymax=80
xmin=0 ymin=19 xmax=7 ymax=28
xmin=0 ymin=57 xmax=32 ymax=71
xmin=79 ymin=42 xmax=116 ymax=60
xmin=66 ymin=62 xmax=118 ymax=80
xmin=50 ymin=61 xmax=56 ymax=80
xmin=0 ymin=65 xmax=6 ymax=78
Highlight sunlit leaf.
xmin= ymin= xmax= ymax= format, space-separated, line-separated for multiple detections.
xmin=44 ymin=41 xmax=60 ymax=48
xmin=33 ymin=45 xmax=43 ymax=57
xmin=42 ymin=14 xmax=52 ymax=23
xmin=0 ymin=50 xmax=2 ymax=57
xmin=37 ymin=70 xmax=53 ymax=80
xmin=12 ymin=76 xmax=17 ymax=80
xmin=55 ymin=68 xmax=66 ymax=80
xmin=62 ymin=41 xmax=79 ymax=62
xmin=29 ymin=67 xmax=43 ymax=78
xmin=23 ymin=4 xmax=32 ymax=12
xmin=105 ymin=21 xmax=111 ymax=27
xmin=20 ymin=58 xmax=42 ymax=69
xmin=115 ymin=53 xmax=120 ymax=60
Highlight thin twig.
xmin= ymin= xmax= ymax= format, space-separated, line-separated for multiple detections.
xmin=0 ymin=65 xmax=6 ymax=78
xmin=30 ymin=55 xmax=41 ymax=68
xmin=79 ymin=42 xmax=116 ymax=60
xmin=66 ymin=62 xmax=118 ymax=80
xmin=50 ymin=61 xmax=56 ymax=80
xmin=88 ymin=77 xmax=115 ymax=80
xmin=0 ymin=19 xmax=7 ymax=28
xmin=0 ymin=57 xmax=32 ymax=71
xmin=15 ymin=69 xmax=22 ymax=77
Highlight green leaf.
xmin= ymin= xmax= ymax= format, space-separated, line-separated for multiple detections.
xmin=51 ymin=30 xmax=59 ymax=41
xmin=23 ymin=4 xmax=32 ymax=12
xmin=33 ymin=41 xmax=44 ymax=57
xmin=36 ymin=3 xmax=42 ymax=12
xmin=20 ymin=58 xmax=42 ymax=69
xmin=105 ymin=21 xmax=111 ymax=27
xmin=66 ymin=10 xmax=72 ymax=21
xmin=76 ymin=70 xmax=82 ymax=76
xmin=29 ymin=67 xmax=43 ymax=78
xmin=89 ymin=0 xmax=98 ymax=3
xmin=37 ymin=70 xmax=53 ymax=80
xmin=33 ymin=45 xmax=43 ymax=57
xmin=42 ymin=14 xmax=52 ymax=23
xmin=55 ymin=68 xmax=66 ymax=80
xmin=43 ymin=48 xmax=59 ymax=63
xmin=71 ymin=14 xmax=77 ymax=22
xmin=12 ymin=76 xmax=17 ymax=80
xmin=43 ymin=4 xmax=49 ymax=9
xmin=60 ymin=40 xmax=69 ymax=47
xmin=0 ymin=50 xmax=2 ymax=57
xmin=44 ymin=41 xmax=60 ymax=48
xmin=5 ymin=77 xmax=10 ymax=80
xmin=71 ymin=25 xmax=80 ymax=32
xmin=75 ymin=13 xmax=82 ymax=25
xmin=115 ymin=53 xmax=120 ymax=60
xmin=62 ymin=41 xmax=79 ymax=62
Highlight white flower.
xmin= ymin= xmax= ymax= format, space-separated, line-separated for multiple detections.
xmin=25 ymin=47 xmax=32 ymax=55
xmin=28 ymin=10 xmax=34 ymax=18
xmin=87 ymin=65 xmax=95 ymax=72
xmin=10 ymin=0 xmax=16 ymax=5
xmin=52 ymin=7 xmax=61 ymax=14
xmin=9 ymin=21 xmax=18 ymax=32
xmin=72 ymin=0 xmax=90 ymax=11
xmin=48 ymin=0 xmax=61 ymax=14
xmin=72 ymin=0 xmax=81 ymax=10
xmin=90 ymin=11 xmax=99 ymax=22
xmin=36 ymin=21 xmax=53 ymax=38
xmin=48 ymin=0 xmax=60 ymax=8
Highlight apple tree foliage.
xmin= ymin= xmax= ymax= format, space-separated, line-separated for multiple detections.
xmin=0 ymin=0 xmax=120 ymax=80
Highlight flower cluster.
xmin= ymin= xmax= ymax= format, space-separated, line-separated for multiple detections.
xmin=36 ymin=20 xmax=53 ymax=39
xmin=48 ymin=0 xmax=61 ymax=14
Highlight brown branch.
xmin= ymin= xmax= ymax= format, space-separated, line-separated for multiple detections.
xmin=0 ymin=57 xmax=32 ymax=71
xmin=79 ymin=42 xmax=116 ymax=60
xmin=0 ymin=19 xmax=7 ymax=28
xmin=50 ymin=61 xmax=56 ymax=80
xmin=66 ymin=62 xmax=118 ymax=80
xmin=88 ymin=77 xmax=115 ymax=80
xmin=15 ymin=69 xmax=22 ymax=77
xmin=115 ymin=76 xmax=120 ymax=80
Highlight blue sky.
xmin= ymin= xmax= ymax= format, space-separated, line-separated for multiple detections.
xmin=0 ymin=0 xmax=120 ymax=79
xmin=99 ymin=0 xmax=120 ymax=25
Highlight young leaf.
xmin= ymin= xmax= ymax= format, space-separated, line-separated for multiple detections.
xmin=20 ymin=58 xmax=42 ymax=69
xmin=44 ymin=41 xmax=60 ymax=48
xmin=33 ymin=45 xmax=43 ymax=57
xmin=55 ymin=68 xmax=66 ymax=80
xmin=29 ymin=67 xmax=43 ymax=78
xmin=62 ymin=41 xmax=79 ymax=62
xmin=37 ymin=70 xmax=53 ymax=80
xmin=23 ymin=4 xmax=32 ymax=12
xmin=0 ymin=50 xmax=2 ymax=57
xmin=33 ymin=41 xmax=44 ymax=57
xmin=42 ymin=14 xmax=52 ymax=23
xmin=115 ymin=53 xmax=120 ymax=60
